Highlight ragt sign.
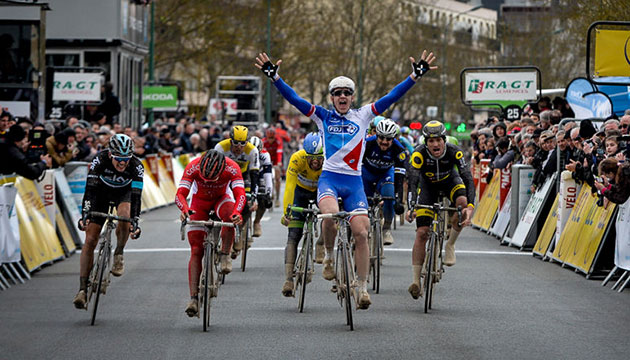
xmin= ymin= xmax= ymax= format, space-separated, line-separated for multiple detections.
xmin=464 ymin=71 xmax=538 ymax=102
xmin=52 ymin=73 xmax=102 ymax=101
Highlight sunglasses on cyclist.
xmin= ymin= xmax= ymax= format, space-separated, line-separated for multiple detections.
xmin=113 ymin=155 xmax=131 ymax=162
xmin=306 ymin=155 xmax=324 ymax=161
xmin=377 ymin=135 xmax=394 ymax=141
xmin=332 ymin=89 xmax=354 ymax=97
xmin=231 ymin=140 xmax=247 ymax=146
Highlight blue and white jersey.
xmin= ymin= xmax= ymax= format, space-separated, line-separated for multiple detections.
xmin=273 ymin=75 xmax=418 ymax=177
xmin=307 ymin=104 xmax=375 ymax=175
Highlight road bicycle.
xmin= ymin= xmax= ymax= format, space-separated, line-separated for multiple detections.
xmin=318 ymin=209 xmax=367 ymax=331
xmin=287 ymin=201 xmax=319 ymax=313
xmin=366 ymin=194 xmax=394 ymax=294
xmin=85 ymin=207 xmax=131 ymax=326
xmin=181 ymin=215 xmax=238 ymax=332
xmin=414 ymin=202 xmax=461 ymax=313
xmin=240 ymin=193 xmax=255 ymax=272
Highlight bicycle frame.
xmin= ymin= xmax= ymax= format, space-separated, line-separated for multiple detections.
xmin=288 ymin=203 xmax=319 ymax=313
xmin=366 ymin=194 xmax=394 ymax=294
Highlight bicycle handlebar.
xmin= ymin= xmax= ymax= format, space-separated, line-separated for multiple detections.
xmin=180 ymin=219 xmax=239 ymax=242
xmin=414 ymin=204 xmax=463 ymax=226
xmin=317 ymin=209 xmax=368 ymax=219
xmin=88 ymin=211 xmax=132 ymax=223
xmin=287 ymin=205 xmax=320 ymax=215
xmin=367 ymin=196 xmax=395 ymax=202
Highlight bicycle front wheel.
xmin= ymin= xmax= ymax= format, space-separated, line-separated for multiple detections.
xmin=297 ymin=232 xmax=311 ymax=313
xmin=341 ymin=243 xmax=354 ymax=330
xmin=424 ymin=234 xmax=436 ymax=314
xmin=241 ymin=218 xmax=251 ymax=272
xmin=90 ymin=240 xmax=110 ymax=326
xmin=374 ymin=220 xmax=382 ymax=294
xmin=202 ymin=245 xmax=214 ymax=332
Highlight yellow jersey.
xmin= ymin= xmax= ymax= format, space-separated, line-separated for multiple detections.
xmin=214 ymin=139 xmax=260 ymax=173
xmin=283 ymin=149 xmax=322 ymax=213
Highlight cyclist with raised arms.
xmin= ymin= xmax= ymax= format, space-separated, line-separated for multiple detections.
xmin=214 ymin=125 xmax=260 ymax=252
xmin=250 ymin=136 xmax=273 ymax=237
xmin=362 ymin=118 xmax=406 ymax=245
xmin=255 ymin=49 xmax=437 ymax=309
xmin=263 ymin=127 xmax=284 ymax=208
xmin=176 ymin=150 xmax=246 ymax=317
xmin=281 ymin=132 xmax=324 ymax=297
xmin=405 ymin=120 xmax=475 ymax=299
xmin=73 ymin=134 xmax=143 ymax=309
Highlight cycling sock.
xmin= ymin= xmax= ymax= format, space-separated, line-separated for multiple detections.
xmin=284 ymin=263 xmax=294 ymax=281
xmin=190 ymin=295 xmax=198 ymax=300
xmin=79 ymin=277 xmax=88 ymax=291
xmin=114 ymin=246 xmax=124 ymax=256
xmin=447 ymin=228 xmax=460 ymax=246
xmin=383 ymin=219 xmax=392 ymax=231
xmin=412 ymin=265 xmax=422 ymax=285
xmin=284 ymin=243 xmax=297 ymax=265
xmin=357 ymin=279 xmax=368 ymax=292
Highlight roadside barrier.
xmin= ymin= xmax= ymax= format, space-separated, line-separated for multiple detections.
xmin=0 ymin=152 xmax=190 ymax=290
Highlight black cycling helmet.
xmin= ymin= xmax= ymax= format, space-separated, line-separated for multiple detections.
xmin=422 ymin=120 xmax=447 ymax=143
xmin=109 ymin=134 xmax=134 ymax=156
xmin=199 ymin=150 xmax=226 ymax=181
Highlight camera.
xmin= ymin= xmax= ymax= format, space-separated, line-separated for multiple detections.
xmin=26 ymin=129 xmax=48 ymax=162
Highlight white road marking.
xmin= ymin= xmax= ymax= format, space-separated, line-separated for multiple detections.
xmin=79 ymin=248 xmax=529 ymax=255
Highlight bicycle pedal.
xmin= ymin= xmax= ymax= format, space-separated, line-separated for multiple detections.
xmin=331 ymin=284 xmax=338 ymax=293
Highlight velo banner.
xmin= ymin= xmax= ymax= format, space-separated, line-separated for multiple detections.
xmin=556 ymin=171 xmax=580 ymax=249
xmin=37 ymin=170 xmax=56 ymax=227
xmin=615 ymin=198 xmax=630 ymax=271
xmin=0 ymin=184 xmax=20 ymax=263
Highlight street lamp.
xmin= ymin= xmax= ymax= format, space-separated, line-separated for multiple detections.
xmin=440 ymin=5 xmax=482 ymax=126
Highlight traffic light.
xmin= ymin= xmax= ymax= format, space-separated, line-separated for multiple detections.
xmin=456 ymin=123 xmax=467 ymax=133
xmin=409 ymin=122 xmax=422 ymax=130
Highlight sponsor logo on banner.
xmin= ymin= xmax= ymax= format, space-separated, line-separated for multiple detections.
xmin=615 ymin=198 xmax=630 ymax=271
xmin=37 ymin=170 xmax=56 ymax=227
xmin=594 ymin=29 xmax=630 ymax=77
xmin=0 ymin=185 xmax=20 ymax=263
xmin=146 ymin=154 xmax=159 ymax=183
xmin=160 ymin=153 xmax=174 ymax=183
xmin=465 ymin=72 xmax=538 ymax=102
xmin=499 ymin=167 xmax=511 ymax=208
xmin=208 ymin=98 xmax=238 ymax=115
xmin=52 ymin=72 xmax=102 ymax=101
xmin=479 ymin=159 xmax=490 ymax=197
xmin=142 ymin=86 xmax=178 ymax=109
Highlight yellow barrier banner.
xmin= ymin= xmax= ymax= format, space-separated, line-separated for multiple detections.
xmin=140 ymin=159 xmax=167 ymax=211
xmin=472 ymin=171 xmax=500 ymax=229
xmin=14 ymin=177 xmax=64 ymax=271
xmin=594 ymin=29 xmax=630 ymax=77
xmin=157 ymin=158 xmax=177 ymax=202
xmin=55 ymin=202 xmax=76 ymax=254
xmin=552 ymin=185 xmax=591 ymax=263
xmin=178 ymin=154 xmax=192 ymax=168
xmin=533 ymin=194 xmax=558 ymax=257
xmin=564 ymin=192 xmax=616 ymax=274
xmin=480 ymin=170 xmax=502 ymax=230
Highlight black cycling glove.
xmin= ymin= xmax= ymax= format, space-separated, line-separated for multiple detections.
xmin=394 ymin=201 xmax=405 ymax=215
xmin=260 ymin=61 xmax=279 ymax=79
xmin=412 ymin=59 xmax=430 ymax=79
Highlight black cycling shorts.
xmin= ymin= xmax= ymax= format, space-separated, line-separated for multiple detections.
xmin=288 ymin=185 xmax=317 ymax=229
xmin=414 ymin=174 xmax=466 ymax=228
xmin=86 ymin=187 xmax=132 ymax=226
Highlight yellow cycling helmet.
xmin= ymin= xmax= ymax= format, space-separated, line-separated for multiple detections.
xmin=230 ymin=125 xmax=249 ymax=142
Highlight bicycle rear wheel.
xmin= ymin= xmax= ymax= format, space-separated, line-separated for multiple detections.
xmin=202 ymin=245 xmax=213 ymax=332
xmin=241 ymin=217 xmax=251 ymax=272
xmin=374 ymin=221 xmax=382 ymax=294
xmin=90 ymin=240 xmax=109 ymax=326
xmin=297 ymin=232 xmax=311 ymax=313
xmin=424 ymin=234 xmax=436 ymax=313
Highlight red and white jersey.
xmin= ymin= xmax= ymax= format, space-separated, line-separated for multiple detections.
xmin=176 ymin=157 xmax=246 ymax=214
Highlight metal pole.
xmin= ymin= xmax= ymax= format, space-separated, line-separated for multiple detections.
xmin=148 ymin=1 xmax=155 ymax=126
xmin=357 ymin=0 xmax=365 ymax=106
xmin=265 ymin=0 xmax=272 ymax=125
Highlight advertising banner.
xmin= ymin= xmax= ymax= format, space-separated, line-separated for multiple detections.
xmin=472 ymin=160 xmax=480 ymax=204
xmin=556 ymin=171 xmax=580 ymax=248
xmin=55 ymin=202 xmax=76 ymax=255
xmin=0 ymin=101 xmax=30 ymax=117
xmin=565 ymin=77 xmax=613 ymax=119
xmin=52 ymin=72 xmax=102 ymax=101
xmin=54 ymin=170 xmax=84 ymax=245
xmin=563 ymin=191 xmax=616 ymax=274
xmin=172 ymin=156 xmax=185 ymax=187
xmin=0 ymin=185 xmax=20 ymax=263
xmin=142 ymin=86 xmax=178 ymax=109
xmin=479 ymin=159 xmax=490 ymax=198
xmin=64 ymin=162 xmax=89 ymax=213
xmin=509 ymin=174 xmax=556 ymax=249
xmin=208 ymin=98 xmax=238 ymax=115
xmin=499 ymin=167 xmax=511 ymax=208
xmin=37 ymin=170 xmax=56 ymax=227
xmin=160 ymin=153 xmax=174 ymax=183
xmin=533 ymin=194 xmax=559 ymax=258
xmin=472 ymin=171 xmax=500 ymax=230
xmin=594 ymin=29 xmax=630 ymax=77
xmin=552 ymin=186 xmax=591 ymax=263
xmin=489 ymin=187 xmax=511 ymax=239
xmin=615 ymin=198 xmax=630 ymax=271
xmin=464 ymin=71 xmax=538 ymax=102
xmin=140 ymin=159 xmax=167 ymax=211
xmin=146 ymin=154 xmax=160 ymax=183
xmin=157 ymin=158 xmax=176 ymax=202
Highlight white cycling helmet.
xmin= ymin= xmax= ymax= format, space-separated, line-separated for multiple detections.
xmin=375 ymin=119 xmax=399 ymax=138
xmin=328 ymin=76 xmax=355 ymax=94
xmin=250 ymin=135 xmax=263 ymax=152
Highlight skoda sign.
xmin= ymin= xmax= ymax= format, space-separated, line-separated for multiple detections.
xmin=464 ymin=71 xmax=538 ymax=102
xmin=142 ymin=86 xmax=178 ymax=108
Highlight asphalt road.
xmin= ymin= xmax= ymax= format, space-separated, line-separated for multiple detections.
xmin=1 ymin=202 xmax=629 ymax=360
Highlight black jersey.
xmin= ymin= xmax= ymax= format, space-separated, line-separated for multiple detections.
xmin=82 ymin=150 xmax=144 ymax=218
xmin=407 ymin=142 xmax=475 ymax=205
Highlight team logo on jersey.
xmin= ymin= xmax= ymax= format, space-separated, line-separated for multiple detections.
xmin=327 ymin=123 xmax=358 ymax=135
xmin=411 ymin=152 xmax=423 ymax=169
xmin=399 ymin=152 xmax=406 ymax=161
xmin=455 ymin=151 xmax=464 ymax=160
